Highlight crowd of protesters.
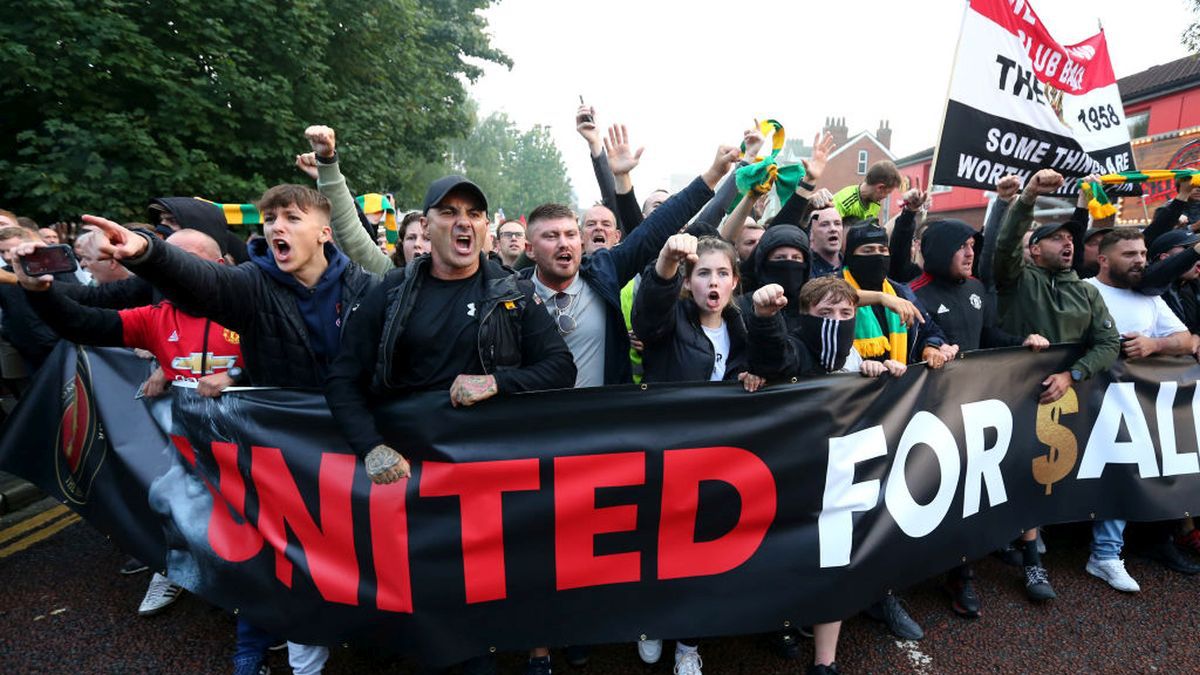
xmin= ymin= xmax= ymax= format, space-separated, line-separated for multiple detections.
xmin=4 ymin=102 xmax=1200 ymax=675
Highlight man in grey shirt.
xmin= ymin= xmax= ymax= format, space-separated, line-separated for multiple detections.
xmin=520 ymin=145 xmax=739 ymax=387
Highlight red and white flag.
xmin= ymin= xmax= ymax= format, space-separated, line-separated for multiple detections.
xmin=932 ymin=0 xmax=1136 ymax=195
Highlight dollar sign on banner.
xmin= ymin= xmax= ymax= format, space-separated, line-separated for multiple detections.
xmin=1032 ymin=387 xmax=1080 ymax=495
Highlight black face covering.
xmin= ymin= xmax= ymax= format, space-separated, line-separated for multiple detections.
xmin=845 ymin=254 xmax=889 ymax=290
xmin=798 ymin=314 xmax=856 ymax=372
xmin=760 ymin=259 xmax=809 ymax=305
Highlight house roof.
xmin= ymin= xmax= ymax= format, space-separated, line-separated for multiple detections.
xmin=894 ymin=147 xmax=934 ymax=167
xmin=827 ymin=131 xmax=896 ymax=161
xmin=1118 ymin=54 xmax=1200 ymax=105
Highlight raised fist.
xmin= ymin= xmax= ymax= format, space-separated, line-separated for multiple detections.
xmin=305 ymin=125 xmax=336 ymax=159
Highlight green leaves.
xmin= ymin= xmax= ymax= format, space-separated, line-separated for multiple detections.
xmin=0 ymin=0 xmax=508 ymax=223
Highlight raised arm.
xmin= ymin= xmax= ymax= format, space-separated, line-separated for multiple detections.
xmin=631 ymin=235 xmax=696 ymax=346
xmin=83 ymin=215 xmax=259 ymax=332
xmin=577 ymin=105 xmax=622 ymax=231
xmin=888 ymin=189 xmax=927 ymax=282
xmin=995 ymin=171 xmax=1063 ymax=289
xmin=305 ymin=125 xmax=394 ymax=276
xmin=606 ymin=145 xmax=736 ymax=285
xmin=1143 ymin=181 xmax=1195 ymax=248
xmin=979 ymin=175 xmax=1021 ymax=290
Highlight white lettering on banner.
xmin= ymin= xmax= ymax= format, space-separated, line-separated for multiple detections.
xmin=884 ymin=412 xmax=961 ymax=538
xmin=956 ymin=154 xmax=1030 ymax=185
xmin=818 ymin=427 xmax=887 ymax=568
xmin=961 ymin=400 xmax=1012 ymax=518
xmin=1161 ymin=383 xmax=1200 ymax=477
xmin=985 ymin=128 xmax=1051 ymax=163
xmin=819 ymin=400 xmax=1016 ymax=568
xmin=1078 ymin=383 xmax=1161 ymax=480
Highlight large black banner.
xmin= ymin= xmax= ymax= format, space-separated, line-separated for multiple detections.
xmin=3 ymin=344 xmax=1200 ymax=666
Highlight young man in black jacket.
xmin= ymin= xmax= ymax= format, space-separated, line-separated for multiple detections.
xmin=83 ymin=184 xmax=376 ymax=675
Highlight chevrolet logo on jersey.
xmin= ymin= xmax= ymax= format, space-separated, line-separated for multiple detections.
xmin=170 ymin=353 xmax=238 ymax=375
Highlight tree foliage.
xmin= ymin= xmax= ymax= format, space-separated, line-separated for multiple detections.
xmin=1185 ymin=0 xmax=1200 ymax=53
xmin=444 ymin=111 xmax=575 ymax=219
xmin=0 ymin=0 xmax=509 ymax=222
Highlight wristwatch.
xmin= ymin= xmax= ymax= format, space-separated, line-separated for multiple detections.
xmin=227 ymin=366 xmax=245 ymax=385
xmin=1070 ymin=369 xmax=1083 ymax=382
xmin=798 ymin=180 xmax=816 ymax=192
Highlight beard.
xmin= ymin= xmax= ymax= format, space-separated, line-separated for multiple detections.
xmin=1109 ymin=265 xmax=1144 ymax=288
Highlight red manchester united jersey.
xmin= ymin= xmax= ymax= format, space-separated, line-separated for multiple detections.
xmin=118 ymin=302 xmax=243 ymax=382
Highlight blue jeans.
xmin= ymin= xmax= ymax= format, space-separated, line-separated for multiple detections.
xmin=233 ymin=617 xmax=277 ymax=674
xmin=1091 ymin=519 xmax=1127 ymax=560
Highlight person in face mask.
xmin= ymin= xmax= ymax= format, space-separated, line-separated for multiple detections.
xmin=747 ymin=276 xmax=907 ymax=378
xmin=909 ymin=219 xmax=1050 ymax=620
xmin=744 ymin=275 xmax=903 ymax=675
xmin=842 ymin=223 xmax=952 ymax=369
xmin=738 ymin=224 xmax=924 ymax=341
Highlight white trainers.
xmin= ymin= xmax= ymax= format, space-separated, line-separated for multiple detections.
xmin=138 ymin=572 xmax=184 ymax=615
xmin=1086 ymin=556 xmax=1140 ymax=592
xmin=674 ymin=646 xmax=702 ymax=675
xmin=637 ymin=638 xmax=662 ymax=664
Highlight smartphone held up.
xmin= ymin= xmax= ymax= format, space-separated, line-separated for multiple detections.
xmin=20 ymin=244 xmax=77 ymax=277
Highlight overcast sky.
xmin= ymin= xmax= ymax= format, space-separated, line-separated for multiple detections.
xmin=467 ymin=0 xmax=1196 ymax=207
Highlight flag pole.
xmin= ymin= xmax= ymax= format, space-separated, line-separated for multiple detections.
xmin=927 ymin=1 xmax=972 ymax=195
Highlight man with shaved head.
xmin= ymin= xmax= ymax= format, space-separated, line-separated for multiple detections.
xmin=13 ymin=226 xmax=244 ymax=625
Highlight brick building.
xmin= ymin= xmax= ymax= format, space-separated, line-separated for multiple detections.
xmin=812 ymin=118 xmax=898 ymax=222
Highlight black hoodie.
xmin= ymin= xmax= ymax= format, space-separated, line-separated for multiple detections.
xmin=737 ymin=225 xmax=810 ymax=307
xmin=910 ymin=219 xmax=1021 ymax=351
xmin=149 ymin=197 xmax=249 ymax=264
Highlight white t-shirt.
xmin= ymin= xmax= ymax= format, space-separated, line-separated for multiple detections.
xmin=701 ymin=321 xmax=730 ymax=381
xmin=1085 ymin=277 xmax=1187 ymax=338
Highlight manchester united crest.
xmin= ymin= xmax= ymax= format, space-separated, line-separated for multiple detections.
xmin=54 ymin=347 xmax=109 ymax=504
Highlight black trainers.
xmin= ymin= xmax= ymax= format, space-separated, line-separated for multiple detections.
xmin=119 ymin=557 xmax=149 ymax=575
xmin=772 ymin=628 xmax=801 ymax=660
xmin=1024 ymin=565 xmax=1057 ymax=601
xmin=807 ymin=664 xmax=840 ymax=675
xmin=946 ymin=572 xmax=981 ymax=618
xmin=866 ymin=594 xmax=923 ymax=640
xmin=1150 ymin=538 xmax=1200 ymax=575
xmin=525 ymin=656 xmax=552 ymax=675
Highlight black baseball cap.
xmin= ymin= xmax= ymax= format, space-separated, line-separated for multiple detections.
xmin=1148 ymin=229 xmax=1200 ymax=260
xmin=1083 ymin=226 xmax=1113 ymax=243
xmin=1029 ymin=222 xmax=1070 ymax=245
xmin=421 ymin=175 xmax=488 ymax=214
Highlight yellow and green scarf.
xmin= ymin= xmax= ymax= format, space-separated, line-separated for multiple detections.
xmin=728 ymin=119 xmax=806 ymax=213
xmin=1084 ymin=170 xmax=1200 ymax=221
xmin=356 ymin=193 xmax=397 ymax=246
xmin=842 ymin=269 xmax=907 ymax=363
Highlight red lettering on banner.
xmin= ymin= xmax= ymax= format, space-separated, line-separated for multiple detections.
xmin=420 ymin=460 xmax=540 ymax=604
xmin=171 ymin=434 xmax=197 ymax=467
xmin=208 ymin=441 xmax=265 ymax=562
xmin=657 ymin=446 xmax=776 ymax=580
xmin=554 ymin=452 xmax=645 ymax=590
xmin=370 ymin=479 xmax=413 ymax=613
xmin=251 ymin=447 xmax=359 ymax=605
xmin=170 ymin=435 xmax=265 ymax=563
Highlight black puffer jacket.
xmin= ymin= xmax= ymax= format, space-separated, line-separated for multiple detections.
xmin=122 ymin=233 xmax=375 ymax=387
xmin=325 ymin=254 xmax=576 ymax=455
xmin=150 ymin=197 xmax=249 ymax=264
xmin=632 ymin=261 xmax=749 ymax=384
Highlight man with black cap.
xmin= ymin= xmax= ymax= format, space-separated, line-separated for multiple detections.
xmin=910 ymin=218 xmax=1049 ymax=618
xmin=325 ymin=174 xmax=575 ymax=480
xmin=993 ymin=168 xmax=1121 ymax=602
xmin=326 ymin=176 xmax=576 ymax=675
